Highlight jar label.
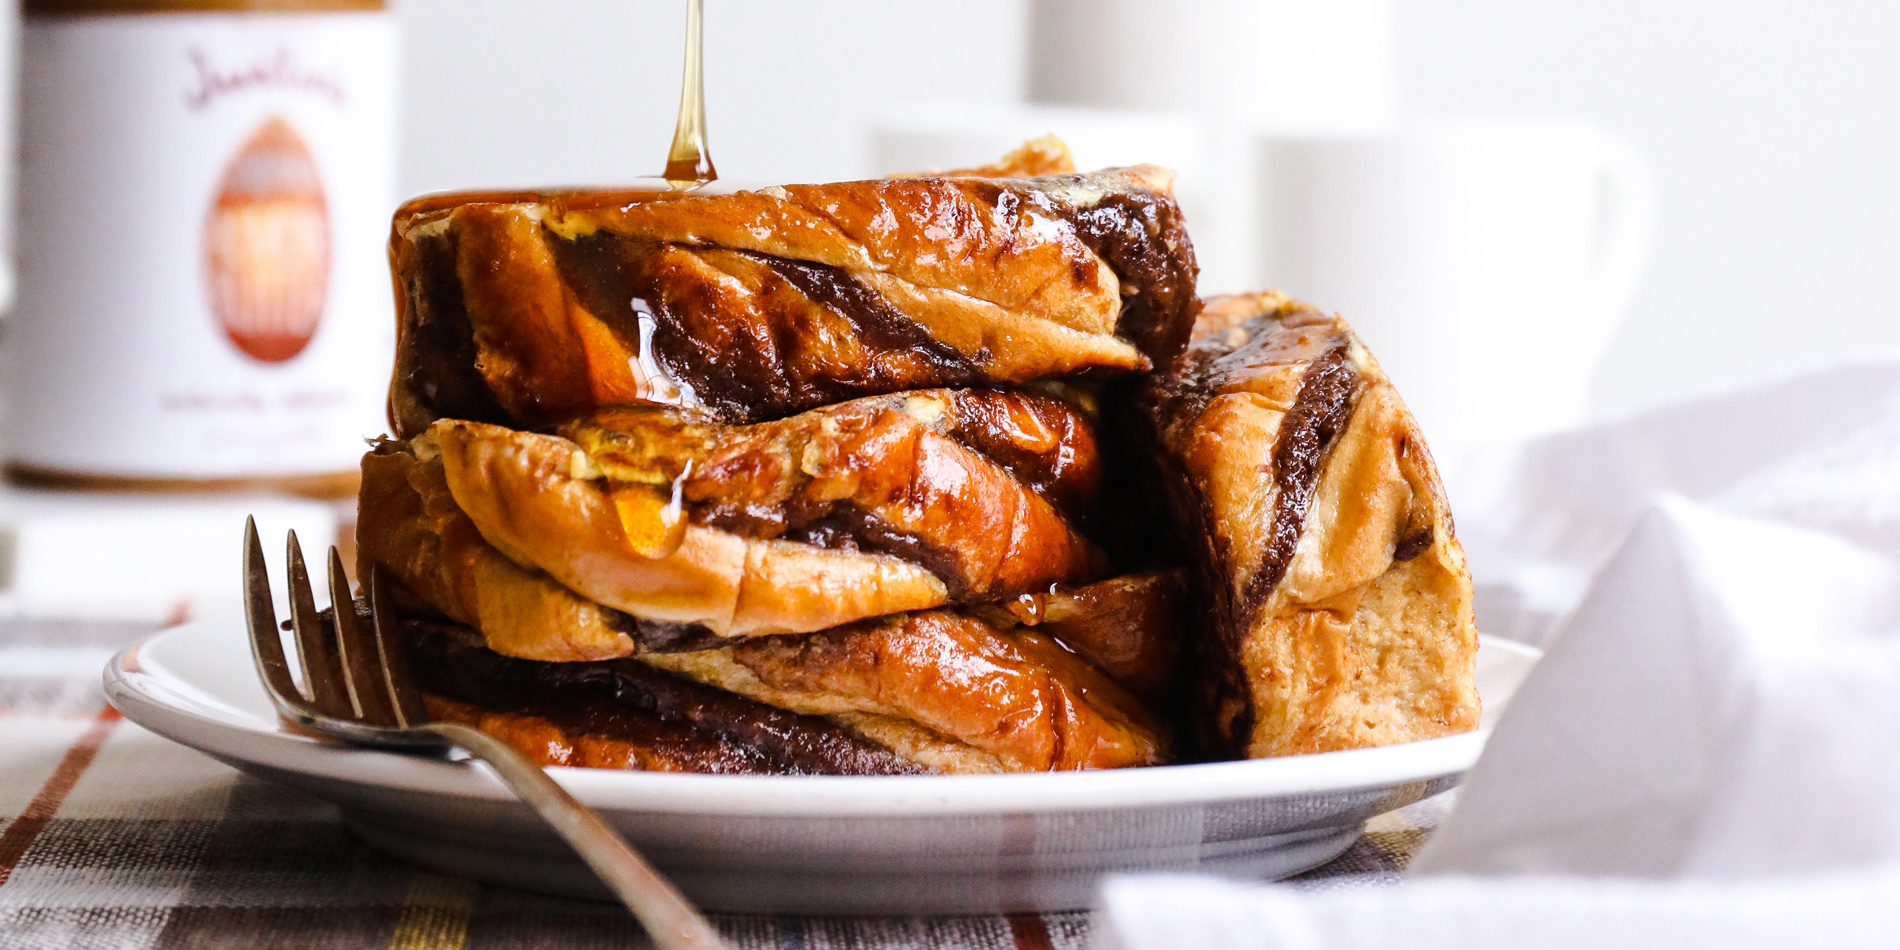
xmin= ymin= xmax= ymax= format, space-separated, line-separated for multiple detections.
xmin=205 ymin=116 xmax=333 ymax=364
xmin=8 ymin=14 xmax=399 ymax=479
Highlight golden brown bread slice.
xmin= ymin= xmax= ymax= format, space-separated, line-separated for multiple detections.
xmin=412 ymin=607 xmax=1167 ymax=774
xmin=1132 ymin=291 xmax=1481 ymax=758
xmin=563 ymin=386 xmax=1105 ymax=536
xmin=405 ymin=623 xmax=931 ymax=776
xmin=358 ymin=440 xmax=645 ymax=661
xmin=360 ymin=441 xmax=1172 ymax=772
xmin=387 ymin=164 xmax=1199 ymax=433
xmin=367 ymin=524 xmax=1170 ymax=773
xmin=643 ymin=611 xmax=1166 ymax=772
xmin=364 ymin=429 xmax=949 ymax=646
xmin=970 ymin=570 xmax=1186 ymax=703
xmin=360 ymin=391 xmax=1109 ymax=643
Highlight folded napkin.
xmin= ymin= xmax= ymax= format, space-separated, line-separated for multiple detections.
xmin=1415 ymin=497 xmax=1900 ymax=876
xmin=1094 ymin=866 xmax=1900 ymax=950
xmin=1445 ymin=360 xmax=1900 ymax=647
xmin=1093 ymin=362 xmax=1900 ymax=948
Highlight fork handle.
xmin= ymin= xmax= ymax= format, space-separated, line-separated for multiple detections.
xmin=422 ymin=722 xmax=729 ymax=950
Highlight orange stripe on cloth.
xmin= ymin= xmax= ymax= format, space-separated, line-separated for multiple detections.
xmin=387 ymin=873 xmax=478 ymax=950
xmin=1008 ymin=913 xmax=1055 ymax=950
xmin=0 ymin=705 xmax=122 ymax=887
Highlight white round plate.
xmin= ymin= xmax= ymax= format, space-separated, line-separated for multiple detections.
xmin=104 ymin=616 xmax=1539 ymax=914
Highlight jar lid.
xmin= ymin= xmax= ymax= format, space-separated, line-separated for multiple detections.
xmin=26 ymin=0 xmax=384 ymax=13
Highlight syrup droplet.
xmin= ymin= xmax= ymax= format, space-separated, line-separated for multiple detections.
xmin=1006 ymin=592 xmax=1049 ymax=626
xmin=627 ymin=297 xmax=698 ymax=407
xmin=661 ymin=459 xmax=693 ymax=529
xmin=662 ymin=0 xmax=717 ymax=187
xmin=612 ymin=484 xmax=688 ymax=559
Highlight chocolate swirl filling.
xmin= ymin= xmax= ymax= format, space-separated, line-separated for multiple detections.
xmin=1129 ymin=305 xmax=1365 ymax=759
xmin=548 ymin=231 xmax=981 ymax=425
xmin=1244 ymin=346 xmax=1361 ymax=611
xmin=407 ymin=620 xmax=925 ymax=776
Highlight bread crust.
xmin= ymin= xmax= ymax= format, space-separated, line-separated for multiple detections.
xmin=423 ymin=390 xmax=1107 ymax=638
xmin=387 ymin=167 xmax=1197 ymax=433
xmin=1133 ymin=291 xmax=1481 ymax=757
xmin=359 ymin=434 xmax=1171 ymax=772
xmin=364 ymin=509 xmax=1169 ymax=772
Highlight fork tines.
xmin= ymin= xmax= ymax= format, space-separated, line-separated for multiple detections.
xmin=242 ymin=516 xmax=430 ymax=732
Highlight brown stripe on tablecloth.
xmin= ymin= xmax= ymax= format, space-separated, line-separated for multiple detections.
xmin=153 ymin=906 xmax=406 ymax=950
xmin=1285 ymin=837 xmax=1406 ymax=889
xmin=0 ymin=705 xmax=120 ymax=888
xmin=188 ymin=815 xmax=384 ymax=874
xmin=1008 ymin=913 xmax=1055 ymax=950
xmin=11 ymin=818 xmax=218 ymax=878
xmin=18 ymin=815 xmax=377 ymax=878
xmin=1366 ymin=825 xmax=1431 ymax=866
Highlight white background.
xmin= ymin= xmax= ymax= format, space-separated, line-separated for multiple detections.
xmin=311 ymin=0 xmax=1900 ymax=419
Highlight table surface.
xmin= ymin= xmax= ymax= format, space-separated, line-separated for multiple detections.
xmin=0 ymin=618 xmax=1443 ymax=950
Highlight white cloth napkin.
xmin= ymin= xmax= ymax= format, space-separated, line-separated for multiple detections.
xmin=1445 ymin=360 xmax=1900 ymax=647
xmin=1092 ymin=361 xmax=1900 ymax=949
xmin=1093 ymin=866 xmax=1900 ymax=950
xmin=1415 ymin=497 xmax=1900 ymax=876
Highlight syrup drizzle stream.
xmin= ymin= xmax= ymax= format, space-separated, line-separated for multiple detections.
xmin=662 ymin=0 xmax=717 ymax=186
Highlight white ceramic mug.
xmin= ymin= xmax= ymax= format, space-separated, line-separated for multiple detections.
xmin=1254 ymin=120 xmax=1656 ymax=448
xmin=1025 ymin=0 xmax=1398 ymax=131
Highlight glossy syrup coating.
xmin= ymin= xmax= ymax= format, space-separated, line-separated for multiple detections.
xmin=365 ymin=387 xmax=1110 ymax=642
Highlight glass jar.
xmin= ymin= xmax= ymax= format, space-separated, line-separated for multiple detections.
xmin=6 ymin=0 xmax=397 ymax=496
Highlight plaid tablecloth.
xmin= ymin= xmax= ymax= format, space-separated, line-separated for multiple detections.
xmin=0 ymin=618 xmax=1445 ymax=950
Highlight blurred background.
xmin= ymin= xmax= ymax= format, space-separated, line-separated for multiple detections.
xmin=393 ymin=0 xmax=1900 ymax=421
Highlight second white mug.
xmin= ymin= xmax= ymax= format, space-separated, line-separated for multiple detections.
xmin=1254 ymin=120 xmax=1656 ymax=448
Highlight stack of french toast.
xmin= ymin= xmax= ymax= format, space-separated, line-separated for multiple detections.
xmin=355 ymin=140 xmax=1481 ymax=774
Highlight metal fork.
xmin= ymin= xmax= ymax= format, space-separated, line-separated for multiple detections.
xmin=241 ymin=517 xmax=728 ymax=950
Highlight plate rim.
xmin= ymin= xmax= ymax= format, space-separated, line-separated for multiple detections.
xmin=104 ymin=618 xmax=1539 ymax=817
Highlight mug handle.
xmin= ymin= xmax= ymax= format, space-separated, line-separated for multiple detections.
xmin=1581 ymin=130 xmax=1658 ymax=330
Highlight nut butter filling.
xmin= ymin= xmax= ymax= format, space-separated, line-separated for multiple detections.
xmin=1219 ymin=344 xmax=1364 ymax=754
xmin=1244 ymin=345 xmax=1362 ymax=611
xmin=1130 ymin=303 xmax=1365 ymax=758
xmin=546 ymin=228 xmax=981 ymax=425
xmin=394 ymin=230 xmax=511 ymax=431
xmin=391 ymin=169 xmax=1200 ymax=433
xmin=967 ymin=182 xmax=1201 ymax=370
xmin=600 ymin=610 xmax=725 ymax=654
xmin=775 ymin=501 xmax=975 ymax=600
xmin=407 ymin=619 xmax=926 ymax=776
